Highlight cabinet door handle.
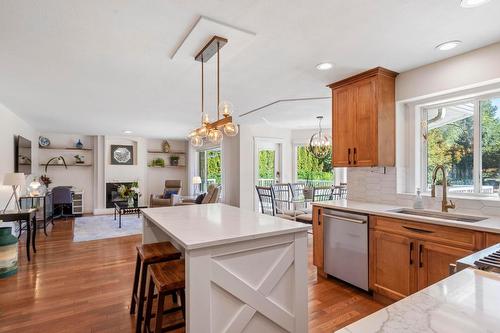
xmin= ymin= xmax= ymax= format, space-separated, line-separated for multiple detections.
xmin=348 ymin=148 xmax=351 ymax=165
xmin=353 ymin=147 xmax=357 ymax=165
xmin=409 ymin=242 xmax=414 ymax=265
xmin=419 ymin=244 xmax=424 ymax=268
xmin=403 ymin=226 xmax=434 ymax=234
xmin=318 ymin=209 xmax=321 ymax=225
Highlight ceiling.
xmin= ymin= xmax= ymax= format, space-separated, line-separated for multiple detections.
xmin=1 ymin=0 xmax=500 ymax=138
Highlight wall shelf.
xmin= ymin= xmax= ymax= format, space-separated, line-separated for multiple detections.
xmin=39 ymin=147 xmax=93 ymax=151
xmin=39 ymin=163 xmax=93 ymax=167
xmin=148 ymin=165 xmax=186 ymax=168
xmin=147 ymin=151 xmax=185 ymax=155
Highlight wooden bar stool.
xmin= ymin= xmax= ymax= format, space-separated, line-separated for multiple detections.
xmin=143 ymin=259 xmax=186 ymax=333
xmin=130 ymin=242 xmax=181 ymax=333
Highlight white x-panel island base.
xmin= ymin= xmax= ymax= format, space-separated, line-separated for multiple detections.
xmin=142 ymin=204 xmax=310 ymax=333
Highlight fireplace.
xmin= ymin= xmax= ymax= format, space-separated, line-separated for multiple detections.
xmin=105 ymin=182 xmax=136 ymax=208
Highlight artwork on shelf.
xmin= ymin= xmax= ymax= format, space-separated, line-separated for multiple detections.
xmin=38 ymin=136 xmax=50 ymax=147
xmin=162 ymin=140 xmax=170 ymax=153
xmin=111 ymin=145 xmax=134 ymax=165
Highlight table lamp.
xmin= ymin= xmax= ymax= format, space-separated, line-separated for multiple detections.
xmin=192 ymin=176 xmax=202 ymax=195
xmin=2 ymin=173 xmax=25 ymax=213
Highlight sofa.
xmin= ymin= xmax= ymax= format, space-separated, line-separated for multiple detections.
xmin=149 ymin=180 xmax=182 ymax=207
xmin=175 ymin=184 xmax=220 ymax=206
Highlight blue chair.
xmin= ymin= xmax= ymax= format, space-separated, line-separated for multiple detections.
xmin=52 ymin=186 xmax=72 ymax=219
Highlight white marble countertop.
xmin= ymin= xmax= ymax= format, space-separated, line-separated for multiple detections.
xmin=141 ymin=203 xmax=311 ymax=250
xmin=313 ymin=200 xmax=500 ymax=234
xmin=336 ymin=268 xmax=500 ymax=333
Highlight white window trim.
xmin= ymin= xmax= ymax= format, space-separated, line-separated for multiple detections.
xmin=417 ymin=93 xmax=500 ymax=198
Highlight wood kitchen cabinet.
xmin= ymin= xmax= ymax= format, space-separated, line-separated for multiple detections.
xmin=371 ymin=230 xmax=416 ymax=300
xmin=485 ymin=232 xmax=500 ymax=247
xmin=312 ymin=206 xmax=326 ymax=277
xmin=329 ymin=67 xmax=398 ymax=167
xmin=370 ymin=216 xmax=483 ymax=301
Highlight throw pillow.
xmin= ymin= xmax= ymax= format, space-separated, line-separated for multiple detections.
xmin=195 ymin=193 xmax=206 ymax=204
xmin=163 ymin=189 xmax=178 ymax=199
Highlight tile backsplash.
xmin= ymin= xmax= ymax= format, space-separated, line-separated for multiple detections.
xmin=347 ymin=167 xmax=500 ymax=217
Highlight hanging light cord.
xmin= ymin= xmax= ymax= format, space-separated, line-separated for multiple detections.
xmin=201 ymin=56 xmax=204 ymax=125
xmin=217 ymin=41 xmax=220 ymax=120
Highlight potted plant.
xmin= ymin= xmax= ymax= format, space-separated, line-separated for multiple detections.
xmin=40 ymin=175 xmax=52 ymax=188
xmin=303 ymin=173 xmax=314 ymax=200
xmin=150 ymin=158 xmax=165 ymax=167
xmin=117 ymin=181 xmax=141 ymax=207
xmin=170 ymin=155 xmax=180 ymax=166
xmin=74 ymin=155 xmax=85 ymax=164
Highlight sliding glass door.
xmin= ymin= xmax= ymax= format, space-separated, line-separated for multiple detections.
xmin=198 ymin=148 xmax=222 ymax=192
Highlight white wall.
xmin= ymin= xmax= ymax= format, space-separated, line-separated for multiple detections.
xmin=347 ymin=42 xmax=500 ymax=216
xmin=222 ymin=134 xmax=240 ymax=207
xmin=146 ymin=139 xmax=188 ymax=198
xmin=396 ymin=42 xmax=500 ymax=102
xmin=0 ymin=103 xmax=38 ymax=210
xmin=239 ymin=124 xmax=292 ymax=211
xmin=38 ymin=133 xmax=94 ymax=213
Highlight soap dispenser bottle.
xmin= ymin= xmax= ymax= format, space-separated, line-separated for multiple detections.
xmin=413 ymin=188 xmax=424 ymax=209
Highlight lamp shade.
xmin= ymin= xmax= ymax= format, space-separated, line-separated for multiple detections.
xmin=2 ymin=173 xmax=25 ymax=186
xmin=192 ymin=176 xmax=202 ymax=185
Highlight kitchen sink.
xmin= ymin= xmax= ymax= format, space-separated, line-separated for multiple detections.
xmin=388 ymin=208 xmax=488 ymax=223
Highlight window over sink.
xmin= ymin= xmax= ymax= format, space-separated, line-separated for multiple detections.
xmin=421 ymin=95 xmax=500 ymax=197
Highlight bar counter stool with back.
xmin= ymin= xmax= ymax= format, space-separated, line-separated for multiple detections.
xmin=130 ymin=242 xmax=182 ymax=333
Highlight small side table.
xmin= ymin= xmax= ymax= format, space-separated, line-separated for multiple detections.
xmin=0 ymin=208 xmax=37 ymax=261
xmin=114 ymin=202 xmax=147 ymax=228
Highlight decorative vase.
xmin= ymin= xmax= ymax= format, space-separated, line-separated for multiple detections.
xmin=303 ymin=188 xmax=314 ymax=200
xmin=128 ymin=196 xmax=134 ymax=207
xmin=162 ymin=140 xmax=170 ymax=153
xmin=0 ymin=227 xmax=18 ymax=279
xmin=75 ymin=139 xmax=83 ymax=149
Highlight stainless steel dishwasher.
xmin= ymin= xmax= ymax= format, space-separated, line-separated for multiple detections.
xmin=323 ymin=208 xmax=369 ymax=291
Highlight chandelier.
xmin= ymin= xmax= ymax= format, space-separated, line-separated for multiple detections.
xmin=188 ymin=36 xmax=238 ymax=147
xmin=308 ymin=116 xmax=331 ymax=159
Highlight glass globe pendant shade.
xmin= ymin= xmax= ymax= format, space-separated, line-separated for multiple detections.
xmin=197 ymin=125 xmax=208 ymax=138
xmin=207 ymin=128 xmax=223 ymax=144
xmin=187 ymin=129 xmax=198 ymax=138
xmin=218 ymin=101 xmax=233 ymax=118
xmin=308 ymin=132 xmax=331 ymax=159
xmin=190 ymin=135 xmax=203 ymax=147
xmin=223 ymin=122 xmax=239 ymax=137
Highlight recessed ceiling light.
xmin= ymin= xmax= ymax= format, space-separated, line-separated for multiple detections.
xmin=316 ymin=62 xmax=333 ymax=71
xmin=435 ymin=40 xmax=462 ymax=51
xmin=460 ymin=0 xmax=490 ymax=8
xmin=123 ymin=130 xmax=133 ymax=134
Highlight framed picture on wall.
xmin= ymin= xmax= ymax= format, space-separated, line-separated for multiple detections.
xmin=111 ymin=145 xmax=134 ymax=165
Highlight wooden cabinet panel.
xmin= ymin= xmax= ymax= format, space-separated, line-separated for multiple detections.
xmin=371 ymin=230 xmax=416 ymax=300
xmin=329 ymin=67 xmax=397 ymax=168
xmin=312 ymin=206 xmax=324 ymax=271
xmin=353 ymin=78 xmax=377 ymax=166
xmin=417 ymin=241 xmax=472 ymax=290
xmin=485 ymin=233 xmax=500 ymax=247
xmin=332 ymin=86 xmax=355 ymax=167
xmin=371 ymin=216 xmax=483 ymax=250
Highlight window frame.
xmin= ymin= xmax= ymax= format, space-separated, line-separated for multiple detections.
xmin=419 ymin=93 xmax=500 ymax=197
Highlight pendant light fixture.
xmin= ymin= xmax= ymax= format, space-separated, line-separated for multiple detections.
xmin=308 ymin=116 xmax=331 ymax=159
xmin=189 ymin=36 xmax=238 ymax=147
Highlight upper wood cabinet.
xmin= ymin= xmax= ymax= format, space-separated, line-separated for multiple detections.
xmin=329 ymin=67 xmax=398 ymax=167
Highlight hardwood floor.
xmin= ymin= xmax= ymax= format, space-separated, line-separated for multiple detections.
xmin=0 ymin=218 xmax=383 ymax=333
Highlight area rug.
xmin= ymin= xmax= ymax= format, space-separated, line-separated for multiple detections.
xmin=73 ymin=214 xmax=142 ymax=242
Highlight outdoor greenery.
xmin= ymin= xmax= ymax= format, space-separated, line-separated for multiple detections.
xmin=206 ymin=150 xmax=222 ymax=185
xmin=296 ymin=146 xmax=333 ymax=182
xmin=258 ymin=150 xmax=275 ymax=179
xmin=426 ymin=99 xmax=500 ymax=190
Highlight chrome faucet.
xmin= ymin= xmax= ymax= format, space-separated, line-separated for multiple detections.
xmin=431 ymin=165 xmax=455 ymax=213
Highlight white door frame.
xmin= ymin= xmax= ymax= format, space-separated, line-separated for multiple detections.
xmin=253 ymin=137 xmax=285 ymax=211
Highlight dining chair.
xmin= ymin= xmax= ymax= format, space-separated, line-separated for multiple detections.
xmin=313 ymin=186 xmax=333 ymax=202
xmin=290 ymin=183 xmax=305 ymax=201
xmin=255 ymin=186 xmax=294 ymax=220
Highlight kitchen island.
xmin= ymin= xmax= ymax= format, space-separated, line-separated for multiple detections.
xmin=336 ymin=268 xmax=500 ymax=333
xmin=141 ymin=203 xmax=311 ymax=333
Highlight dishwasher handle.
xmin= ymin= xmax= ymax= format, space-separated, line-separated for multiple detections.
xmin=323 ymin=214 xmax=367 ymax=224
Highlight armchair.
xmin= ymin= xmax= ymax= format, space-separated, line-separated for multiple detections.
xmin=149 ymin=180 xmax=182 ymax=207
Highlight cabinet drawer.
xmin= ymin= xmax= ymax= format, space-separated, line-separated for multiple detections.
xmin=72 ymin=194 xmax=83 ymax=201
xmin=371 ymin=216 xmax=483 ymax=250
xmin=485 ymin=233 xmax=500 ymax=247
